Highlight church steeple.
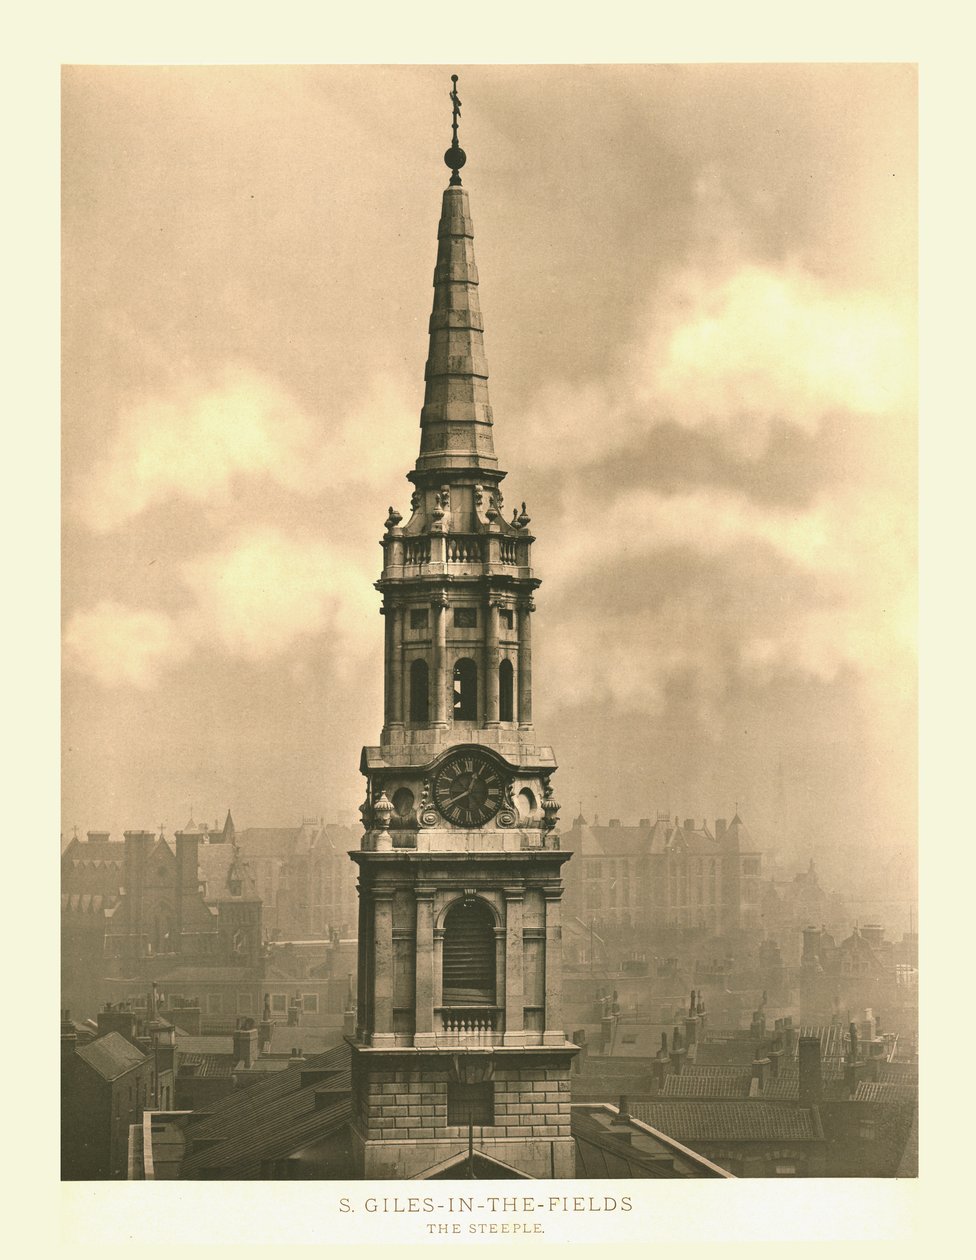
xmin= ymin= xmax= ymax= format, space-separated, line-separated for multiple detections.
xmin=350 ymin=78 xmax=576 ymax=1182
xmin=415 ymin=78 xmax=498 ymax=477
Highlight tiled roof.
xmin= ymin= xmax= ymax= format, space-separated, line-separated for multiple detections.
xmin=76 ymin=1031 xmax=147 ymax=1082
xmin=632 ymin=1102 xmax=823 ymax=1143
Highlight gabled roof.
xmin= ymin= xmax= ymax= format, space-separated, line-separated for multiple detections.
xmin=75 ymin=1031 xmax=147 ymax=1082
xmin=632 ymin=1101 xmax=824 ymax=1143
xmin=180 ymin=1042 xmax=353 ymax=1179
xmin=61 ymin=893 xmax=117 ymax=914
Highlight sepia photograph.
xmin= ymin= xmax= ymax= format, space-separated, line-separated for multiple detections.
xmin=60 ymin=61 xmax=917 ymax=1204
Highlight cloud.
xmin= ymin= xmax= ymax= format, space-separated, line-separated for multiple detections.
xmin=541 ymin=481 xmax=914 ymax=716
xmin=64 ymin=528 xmax=378 ymax=689
xmin=180 ymin=528 xmax=377 ymax=666
xmin=643 ymin=263 xmax=915 ymax=456
xmin=63 ymin=601 xmax=189 ymax=689
xmin=74 ymin=366 xmax=416 ymax=533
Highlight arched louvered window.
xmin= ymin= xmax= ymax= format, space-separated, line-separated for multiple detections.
xmin=409 ymin=658 xmax=429 ymax=723
xmin=453 ymin=657 xmax=477 ymax=721
xmin=498 ymin=658 xmax=514 ymax=722
xmin=442 ymin=899 xmax=496 ymax=1005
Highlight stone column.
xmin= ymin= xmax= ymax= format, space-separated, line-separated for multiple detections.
xmin=542 ymin=889 xmax=564 ymax=1046
xmin=433 ymin=924 xmax=445 ymax=1031
xmin=414 ymin=887 xmax=436 ymax=1048
xmin=503 ymin=888 xmax=525 ymax=1045
xmin=382 ymin=603 xmax=392 ymax=726
xmin=388 ymin=605 xmax=403 ymax=727
xmin=517 ymin=597 xmax=534 ymax=728
xmin=371 ymin=890 xmax=396 ymax=1047
xmin=485 ymin=597 xmax=500 ymax=726
xmin=355 ymin=881 xmax=369 ymax=1042
xmin=432 ymin=593 xmax=449 ymax=727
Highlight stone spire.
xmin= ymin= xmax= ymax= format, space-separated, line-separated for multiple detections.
xmin=414 ymin=74 xmax=499 ymax=478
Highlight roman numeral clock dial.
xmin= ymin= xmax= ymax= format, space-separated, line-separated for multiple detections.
xmin=433 ymin=751 xmax=504 ymax=826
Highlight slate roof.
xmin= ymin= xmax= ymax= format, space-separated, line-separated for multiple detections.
xmin=793 ymin=1025 xmax=847 ymax=1060
xmin=852 ymin=1081 xmax=918 ymax=1105
xmin=175 ymin=1035 xmax=234 ymax=1055
xmin=62 ymin=840 xmax=123 ymax=863
xmin=76 ymin=1031 xmax=147 ymax=1082
xmin=571 ymin=1107 xmax=730 ymax=1178
xmin=180 ymin=1042 xmax=353 ymax=1179
xmin=179 ymin=1053 xmax=235 ymax=1079
xmin=197 ymin=844 xmax=260 ymax=902
xmin=632 ymin=1102 xmax=823 ymax=1143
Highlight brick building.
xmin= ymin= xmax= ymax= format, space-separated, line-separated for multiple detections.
xmin=232 ymin=817 xmax=360 ymax=940
xmin=560 ymin=812 xmax=763 ymax=936
xmin=62 ymin=1027 xmax=153 ymax=1179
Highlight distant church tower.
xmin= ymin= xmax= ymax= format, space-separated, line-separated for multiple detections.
xmin=349 ymin=77 xmax=577 ymax=1180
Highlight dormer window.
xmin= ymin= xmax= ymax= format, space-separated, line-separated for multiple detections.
xmin=229 ymin=879 xmax=242 ymax=897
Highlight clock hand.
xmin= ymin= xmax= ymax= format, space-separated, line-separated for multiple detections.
xmin=443 ymin=789 xmax=472 ymax=809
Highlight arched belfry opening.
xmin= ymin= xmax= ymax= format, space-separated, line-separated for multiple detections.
xmin=498 ymin=658 xmax=514 ymax=722
xmin=442 ymin=898 xmax=496 ymax=1005
xmin=453 ymin=658 xmax=478 ymax=721
xmin=409 ymin=658 xmax=429 ymax=723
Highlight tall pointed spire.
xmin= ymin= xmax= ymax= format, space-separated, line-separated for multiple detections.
xmin=414 ymin=74 xmax=498 ymax=477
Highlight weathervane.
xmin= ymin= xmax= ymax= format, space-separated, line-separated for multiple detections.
xmin=444 ymin=73 xmax=466 ymax=186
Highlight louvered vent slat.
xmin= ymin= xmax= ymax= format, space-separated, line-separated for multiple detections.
xmin=443 ymin=901 xmax=496 ymax=1004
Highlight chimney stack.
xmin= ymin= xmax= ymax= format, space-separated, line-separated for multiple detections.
xmin=798 ymin=1035 xmax=823 ymax=1105
xmin=683 ymin=818 xmax=694 ymax=832
xmin=670 ymin=1027 xmax=686 ymax=1076
xmin=233 ymin=1018 xmax=258 ymax=1069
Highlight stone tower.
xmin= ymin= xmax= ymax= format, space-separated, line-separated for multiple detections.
xmin=348 ymin=78 xmax=577 ymax=1180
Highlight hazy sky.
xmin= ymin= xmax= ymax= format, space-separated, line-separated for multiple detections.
xmin=61 ymin=64 xmax=916 ymax=893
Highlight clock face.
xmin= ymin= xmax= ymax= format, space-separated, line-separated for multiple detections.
xmin=433 ymin=751 xmax=505 ymax=826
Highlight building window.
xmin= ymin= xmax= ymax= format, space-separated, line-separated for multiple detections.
xmin=498 ymin=658 xmax=514 ymax=722
xmin=454 ymin=608 xmax=477 ymax=628
xmin=742 ymin=858 xmax=761 ymax=876
xmin=302 ymin=994 xmax=319 ymax=1014
xmin=409 ymin=659 xmax=429 ymax=723
xmin=447 ymin=1081 xmax=494 ymax=1126
xmin=238 ymin=993 xmax=253 ymax=1014
xmin=207 ymin=994 xmax=222 ymax=1014
xmin=410 ymin=607 xmax=429 ymax=630
xmin=229 ymin=879 xmax=242 ymax=896
xmin=860 ymin=1120 xmax=877 ymax=1141
xmin=271 ymin=993 xmax=287 ymax=1013
xmin=442 ymin=898 xmax=496 ymax=1005
xmin=499 ymin=609 xmax=514 ymax=631
xmin=453 ymin=658 xmax=478 ymax=721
